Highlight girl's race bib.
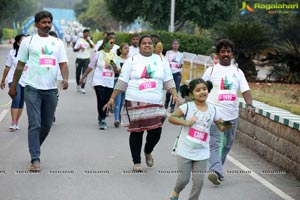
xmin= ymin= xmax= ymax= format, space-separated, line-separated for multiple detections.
xmin=186 ymin=126 xmax=208 ymax=145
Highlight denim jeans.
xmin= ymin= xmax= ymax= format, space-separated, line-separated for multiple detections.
xmin=114 ymin=92 xmax=125 ymax=122
xmin=25 ymin=86 xmax=58 ymax=163
xmin=114 ymin=79 xmax=125 ymax=122
xmin=208 ymin=118 xmax=238 ymax=175
xmin=8 ymin=82 xmax=25 ymax=109
xmin=165 ymin=72 xmax=182 ymax=110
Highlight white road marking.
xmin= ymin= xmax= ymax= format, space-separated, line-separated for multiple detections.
xmin=0 ymin=109 xmax=9 ymax=122
xmin=228 ymin=155 xmax=295 ymax=200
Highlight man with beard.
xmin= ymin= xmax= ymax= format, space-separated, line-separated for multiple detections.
xmin=9 ymin=10 xmax=69 ymax=172
xmin=202 ymin=39 xmax=255 ymax=185
xmin=128 ymin=33 xmax=140 ymax=57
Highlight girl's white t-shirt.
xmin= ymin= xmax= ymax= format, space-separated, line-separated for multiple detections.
xmin=202 ymin=64 xmax=250 ymax=120
xmin=17 ymin=35 xmax=68 ymax=89
xmin=118 ymin=53 xmax=173 ymax=104
xmin=89 ymin=50 xmax=120 ymax=88
xmin=165 ymin=50 xmax=184 ymax=74
xmin=5 ymin=49 xmax=27 ymax=87
xmin=176 ymin=101 xmax=220 ymax=161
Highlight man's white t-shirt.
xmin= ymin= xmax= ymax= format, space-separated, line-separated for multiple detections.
xmin=165 ymin=50 xmax=184 ymax=74
xmin=118 ymin=53 xmax=173 ymax=105
xmin=202 ymin=63 xmax=250 ymax=120
xmin=17 ymin=34 xmax=68 ymax=90
xmin=74 ymin=38 xmax=94 ymax=59
xmin=128 ymin=46 xmax=139 ymax=57
xmin=176 ymin=102 xmax=220 ymax=161
xmin=89 ymin=50 xmax=120 ymax=88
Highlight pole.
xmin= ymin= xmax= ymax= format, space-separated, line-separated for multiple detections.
xmin=169 ymin=0 xmax=175 ymax=32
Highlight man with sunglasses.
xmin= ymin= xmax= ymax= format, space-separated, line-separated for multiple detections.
xmin=73 ymin=29 xmax=94 ymax=94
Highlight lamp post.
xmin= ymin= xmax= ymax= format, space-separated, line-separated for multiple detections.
xmin=169 ymin=0 xmax=175 ymax=32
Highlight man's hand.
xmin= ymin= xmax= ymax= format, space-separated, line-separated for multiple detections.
xmin=8 ymin=86 xmax=17 ymax=99
xmin=61 ymin=80 xmax=69 ymax=90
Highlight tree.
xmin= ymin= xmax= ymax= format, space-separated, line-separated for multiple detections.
xmin=214 ymin=22 xmax=274 ymax=81
xmin=0 ymin=0 xmax=37 ymax=28
xmin=104 ymin=0 xmax=239 ymax=31
xmin=74 ymin=0 xmax=119 ymax=31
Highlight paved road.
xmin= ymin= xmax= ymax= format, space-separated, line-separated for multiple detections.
xmin=0 ymin=42 xmax=299 ymax=200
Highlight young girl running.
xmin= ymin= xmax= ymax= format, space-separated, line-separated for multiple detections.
xmin=168 ymin=78 xmax=230 ymax=200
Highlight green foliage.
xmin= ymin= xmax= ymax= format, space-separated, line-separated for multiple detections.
xmin=2 ymin=28 xmax=18 ymax=40
xmin=92 ymin=31 xmax=212 ymax=55
xmin=74 ymin=0 xmax=119 ymax=31
xmin=0 ymin=0 xmax=37 ymax=28
xmin=213 ymin=22 xmax=274 ymax=80
xmin=105 ymin=0 xmax=238 ymax=31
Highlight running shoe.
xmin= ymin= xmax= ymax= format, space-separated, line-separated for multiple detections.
xmin=208 ymin=171 xmax=221 ymax=185
xmin=99 ymin=120 xmax=107 ymax=130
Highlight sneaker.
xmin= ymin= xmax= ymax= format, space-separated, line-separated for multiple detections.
xmin=81 ymin=88 xmax=86 ymax=94
xmin=145 ymin=153 xmax=154 ymax=167
xmin=170 ymin=108 xmax=175 ymax=113
xmin=114 ymin=121 xmax=120 ymax=128
xmin=30 ymin=160 xmax=40 ymax=172
xmin=15 ymin=124 xmax=20 ymax=130
xmin=208 ymin=171 xmax=220 ymax=185
xmin=77 ymin=85 xmax=81 ymax=92
xmin=215 ymin=171 xmax=224 ymax=181
xmin=99 ymin=120 xmax=107 ymax=130
xmin=9 ymin=123 xmax=17 ymax=131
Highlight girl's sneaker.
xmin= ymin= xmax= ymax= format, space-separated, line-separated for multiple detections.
xmin=9 ymin=123 xmax=17 ymax=131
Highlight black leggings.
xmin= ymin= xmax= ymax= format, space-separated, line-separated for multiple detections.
xmin=75 ymin=58 xmax=90 ymax=88
xmin=129 ymin=127 xmax=162 ymax=164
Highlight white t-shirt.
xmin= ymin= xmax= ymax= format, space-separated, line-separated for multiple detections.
xmin=94 ymin=40 xmax=103 ymax=52
xmin=74 ymin=38 xmax=94 ymax=59
xmin=202 ymin=63 xmax=250 ymax=120
xmin=176 ymin=102 xmax=220 ymax=161
xmin=17 ymin=34 xmax=68 ymax=90
xmin=118 ymin=53 xmax=173 ymax=104
xmin=128 ymin=46 xmax=139 ymax=57
xmin=165 ymin=50 xmax=184 ymax=74
xmin=4 ymin=49 xmax=27 ymax=87
xmin=89 ymin=50 xmax=120 ymax=88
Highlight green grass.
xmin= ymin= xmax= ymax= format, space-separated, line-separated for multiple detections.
xmin=249 ymin=83 xmax=300 ymax=115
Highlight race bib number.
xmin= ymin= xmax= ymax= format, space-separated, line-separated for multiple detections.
xmin=170 ymin=62 xmax=179 ymax=68
xmin=138 ymin=79 xmax=156 ymax=91
xmin=186 ymin=127 xmax=208 ymax=144
xmin=218 ymin=90 xmax=236 ymax=101
xmin=102 ymin=71 xmax=113 ymax=77
xmin=39 ymin=54 xmax=56 ymax=68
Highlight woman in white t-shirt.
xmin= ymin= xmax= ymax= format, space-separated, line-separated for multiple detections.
xmin=0 ymin=34 xmax=26 ymax=130
xmin=104 ymin=35 xmax=178 ymax=172
xmin=80 ymin=35 xmax=120 ymax=130
xmin=168 ymin=78 xmax=229 ymax=200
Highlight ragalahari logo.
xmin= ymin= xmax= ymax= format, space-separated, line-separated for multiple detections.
xmin=240 ymin=2 xmax=255 ymax=15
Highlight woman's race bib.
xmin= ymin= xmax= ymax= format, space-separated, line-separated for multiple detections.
xmin=138 ymin=79 xmax=157 ymax=91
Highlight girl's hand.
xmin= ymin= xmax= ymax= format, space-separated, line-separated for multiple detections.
xmin=184 ymin=116 xmax=197 ymax=126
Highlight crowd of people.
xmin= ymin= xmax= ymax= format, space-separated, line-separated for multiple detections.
xmin=0 ymin=10 xmax=256 ymax=200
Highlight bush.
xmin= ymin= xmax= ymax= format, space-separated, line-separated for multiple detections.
xmin=2 ymin=28 xmax=18 ymax=40
xmin=92 ymin=31 xmax=212 ymax=55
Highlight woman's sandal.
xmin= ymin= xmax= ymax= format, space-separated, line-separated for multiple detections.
xmin=133 ymin=164 xmax=143 ymax=172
